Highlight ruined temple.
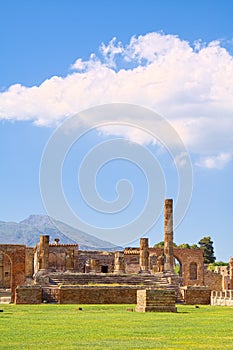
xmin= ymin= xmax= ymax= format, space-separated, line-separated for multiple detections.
xmin=0 ymin=199 xmax=232 ymax=305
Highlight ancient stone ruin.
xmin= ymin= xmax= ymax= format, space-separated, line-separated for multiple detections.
xmin=0 ymin=199 xmax=232 ymax=306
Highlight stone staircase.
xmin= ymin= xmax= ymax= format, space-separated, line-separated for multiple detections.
xmin=42 ymin=286 xmax=58 ymax=303
xmin=39 ymin=272 xmax=183 ymax=304
xmin=48 ymin=272 xmax=169 ymax=287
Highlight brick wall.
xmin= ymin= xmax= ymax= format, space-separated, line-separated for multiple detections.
xmin=15 ymin=286 xmax=42 ymax=304
xmin=180 ymin=286 xmax=211 ymax=305
xmin=0 ymin=244 xmax=26 ymax=301
xmin=57 ymin=286 xmax=138 ymax=304
xmin=204 ymin=270 xmax=222 ymax=291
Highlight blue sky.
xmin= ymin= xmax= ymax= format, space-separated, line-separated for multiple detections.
xmin=0 ymin=0 xmax=233 ymax=260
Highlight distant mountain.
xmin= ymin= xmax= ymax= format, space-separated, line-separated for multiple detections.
xmin=0 ymin=215 xmax=121 ymax=250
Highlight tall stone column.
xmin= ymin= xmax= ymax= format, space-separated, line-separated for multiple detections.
xmin=139 ymin=238 xmax=149 ymax=273
xmin=230 ymin=257 xmax=233 ymax=290
xmin=164 ymin=199 xmax=174 ymax=272
xmin=114 ymin=252 xmax=125 ymax=274
xmin=39 ymin=235 xmax=49 ymax=270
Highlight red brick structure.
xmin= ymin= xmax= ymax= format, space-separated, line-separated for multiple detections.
xmin=180 ymin=286 xmax=211 ymax=305
xmin=0 ymin=245 xmax=26 ymax=301
xmin=143 ymin=246 xmax=204 ymax=287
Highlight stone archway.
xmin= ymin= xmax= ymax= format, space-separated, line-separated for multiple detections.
xmin=174 ymin=256 xmax=182 ymax=277
xmin=173 ymin=248 xmax=204 ymax=286
xmin=149 ymin=247 xmax=204 ymax=286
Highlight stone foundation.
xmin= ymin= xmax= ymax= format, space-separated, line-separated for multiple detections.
xmin=15 ymin=286 xmax=42 ymax=304
xmin=180 ymin=286 xmax=211 ymax=305
xmin=57 ymin=286 xmax=138 ymax=304
xmin=135 ymin=289 xmax=177 ymax=312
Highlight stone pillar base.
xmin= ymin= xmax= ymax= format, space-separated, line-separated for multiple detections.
xmin=136 ymin=289 xmax=177 ymax=312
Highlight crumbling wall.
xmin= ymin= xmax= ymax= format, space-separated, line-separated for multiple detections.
xmin=48 ymin=244 xmax=79 ymax=271
xmin=0 ymin=244 xmax=26 ymax=301
xmin=204 ymin=269 xmax=222 ymax=291
xmin=180 ymin=286 xmax=211 ymax=305
xmin=78 ymin=251 xmax=115 ymax=273
xmin=124 ymin=249 xmax=140 ymax=273
xmin=149 ymin=247 xmax=204 ymax=286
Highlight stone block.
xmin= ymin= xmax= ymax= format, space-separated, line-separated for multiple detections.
xmin=136 ymin=289 xmax=177 ymax=312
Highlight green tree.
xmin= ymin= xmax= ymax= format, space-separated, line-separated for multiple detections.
xmin=198 ymin=236 xmax=216 ymax=264
xmin=190 ymin=244 xmax=198 ymax=249
xmin=212 ymin=261 xmax=228 ymax=266
xmin=178 ymin=243 xmax=190 ymax=249
xmin=153 ymin=241 xmax=164 ymax=248
xmin=153 ymin=241 xmax=177 ymax=248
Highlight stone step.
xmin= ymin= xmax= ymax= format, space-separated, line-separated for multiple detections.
xmin=47 ymin=273 xmax=169 ymax=286
xmin=42 ymin=287 xmax=58 ymax=303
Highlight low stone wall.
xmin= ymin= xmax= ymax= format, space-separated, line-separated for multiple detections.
xmin=15 ymin=286 xmax=42 ymax=304
xmin=136 ymin=289 xmax=177 ymax=312
xmin=0 ymin=290 xmax=11 ymax=304
xmin=211 ymin=290 xmax=233 ymax=306
xmin=57 ymin=286 xmax=138 ymax=304
xmin=180 ymin=286 xmax=211 ymax=305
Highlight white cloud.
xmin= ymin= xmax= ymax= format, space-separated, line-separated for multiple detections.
xmin=0 ymin=32 xmax=233 ymax=168
xmin=196 ymin=153 xmax=233 ymax=169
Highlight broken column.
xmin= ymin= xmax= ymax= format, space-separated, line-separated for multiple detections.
xmin=114 ymin=252 xmax=125 ymax=274
xmin=39 ymin=235 xmax=49 ymax=270
xmin=164 ymin=199 xmax=174 ymax=272
xmin=139 ymin=238 xmax=149 ymax=273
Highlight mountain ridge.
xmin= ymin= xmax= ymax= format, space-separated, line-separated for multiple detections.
xmin=0 ymin=215 xmax=121 ymax=250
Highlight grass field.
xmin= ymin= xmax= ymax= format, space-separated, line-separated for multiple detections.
xmin=0 ymin=304 xmax=233 ymax=349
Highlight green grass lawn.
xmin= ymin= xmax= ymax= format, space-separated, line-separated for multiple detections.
xmin=0 ymin=304 xmax=232 ymax=349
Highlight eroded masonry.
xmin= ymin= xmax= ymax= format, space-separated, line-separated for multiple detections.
xmin=0 ymin=199 xmax=232 ymax=305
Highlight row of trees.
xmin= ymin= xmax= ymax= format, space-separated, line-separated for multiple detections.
xmin=153 ymin=236 xmax=216 ymax=264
